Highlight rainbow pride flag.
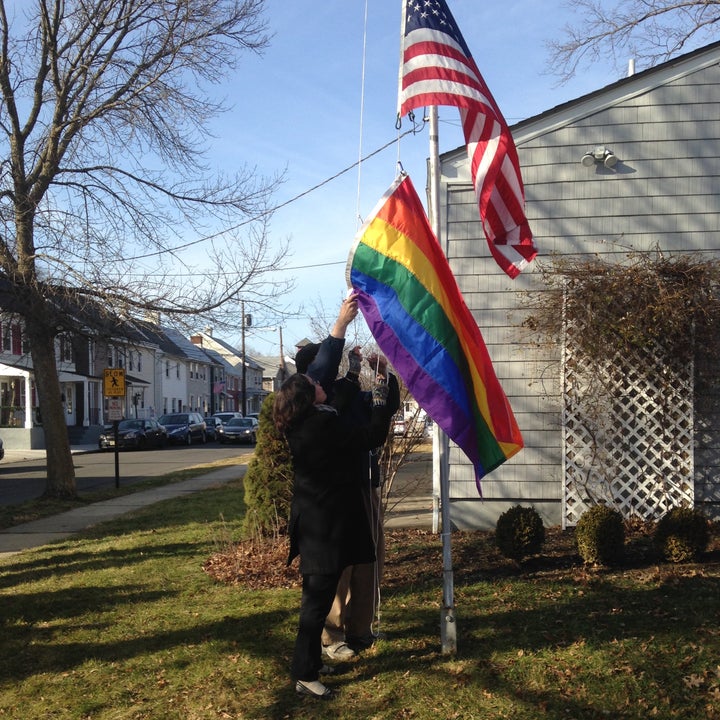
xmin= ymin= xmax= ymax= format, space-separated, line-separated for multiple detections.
xmin=346 ymin=173 xmax=523 ymax=487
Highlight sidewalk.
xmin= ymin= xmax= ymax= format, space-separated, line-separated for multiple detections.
xmin=0 ymin=463 xmax=244 ymax=558
xmin=385 ymin=495 xmax=435 ymax=530
xmin=0 ymin=448 xmax=433 ymax=558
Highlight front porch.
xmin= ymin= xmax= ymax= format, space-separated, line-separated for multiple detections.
xmin=0 ymin=362 xmax=104 ymax=450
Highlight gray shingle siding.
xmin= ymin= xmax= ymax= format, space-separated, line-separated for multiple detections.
xmin=439 ymin=42 xmax=720 ymax=528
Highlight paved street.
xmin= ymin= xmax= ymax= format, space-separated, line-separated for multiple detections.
xmin=0 ymin=444 xmax=253 ymax=506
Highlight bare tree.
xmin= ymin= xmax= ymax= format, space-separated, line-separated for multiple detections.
xmin=548 ymin=0 xmax=720 ymax=83
xmin=0 ymin=0 xmax=290 ymax=497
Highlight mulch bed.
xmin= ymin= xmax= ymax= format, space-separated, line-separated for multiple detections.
xmin=202 ymin=523 xmax=720 ymax=590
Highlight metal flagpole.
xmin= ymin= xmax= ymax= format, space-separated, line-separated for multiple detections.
xmin=428 ymin=105 xmax=456 ymax=654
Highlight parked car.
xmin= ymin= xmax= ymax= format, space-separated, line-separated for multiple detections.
xmin=157 ymin=412 xmax=206 ymax=445
xmin=211 ymin=411 xmax=244 ymax=426
xmin=98 ymin=418 xmax=168 ymax=450
xmin=204 ymin=416 xmax=223 ymax=441
xmin=217 ymin=417 xmax=257 ymax=444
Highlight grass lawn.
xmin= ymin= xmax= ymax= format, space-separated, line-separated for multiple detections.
xmin=1 ymin=474 xmax=719 ymax=719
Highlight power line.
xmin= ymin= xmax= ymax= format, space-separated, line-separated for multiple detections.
xmin=124 ymin=258 xmax=346 ymax=278
xmin=124 ymin=127 xmax=423 ymax=262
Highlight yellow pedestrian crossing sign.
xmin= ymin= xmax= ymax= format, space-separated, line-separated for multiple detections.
xmin=104 ymin=368 xmax=126 ymax=397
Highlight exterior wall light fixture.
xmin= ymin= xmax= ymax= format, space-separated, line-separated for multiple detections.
xmin=581 ymin=146 xmax=618 ymax=168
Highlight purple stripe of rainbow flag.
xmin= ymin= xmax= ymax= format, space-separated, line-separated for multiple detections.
xmin=346 ymin=173 xmax=523 ymax=485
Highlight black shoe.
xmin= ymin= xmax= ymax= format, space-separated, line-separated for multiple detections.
xmin=295 ymin=680 xmax=334 ymax=699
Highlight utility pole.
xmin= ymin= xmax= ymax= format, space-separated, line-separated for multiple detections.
xmin=241 ymin=301 xmax=247 ymax=415
xmin=241 ymin=302 xmax=252 ymax=415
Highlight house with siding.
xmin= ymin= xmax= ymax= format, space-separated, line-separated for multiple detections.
xmin=0 ymin=306 xmax=160 ymax=448
xmin=189 ymin=330 xmax=268 ymax=415
xmin=104 ymin=334 xmax=156 ymax=421
xmin=256 ymin=353 xmax=291 ymax=394
xmin=160 ymin=327 xmax=214 ymax=416
xmin=436 ymin=41 xmax=720 ymax=529
xmin=194 ymin=344 xmax=237 ymax=415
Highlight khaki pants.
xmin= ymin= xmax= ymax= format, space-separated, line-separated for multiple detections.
xmin=322 ymin=488 xmax=384 ymax=644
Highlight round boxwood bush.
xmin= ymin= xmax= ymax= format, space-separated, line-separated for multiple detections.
xmin=575 ymin=504 xmax=625 ymax=565
xmin=495 ymin=505 xmax=545 ymax=562
xmin=653 ymin=506 xmax=709 ymax=563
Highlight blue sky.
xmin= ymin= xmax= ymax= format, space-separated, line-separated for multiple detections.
xmin=198 ymin=0 xmax=627 ymax=360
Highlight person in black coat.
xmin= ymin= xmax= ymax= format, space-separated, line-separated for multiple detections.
xmin=273 ymin=371 xmax=394 ymax=699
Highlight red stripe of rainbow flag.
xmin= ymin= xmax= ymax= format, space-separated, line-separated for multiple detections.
xmin=346 ymin=173 xmax=523 ymax=487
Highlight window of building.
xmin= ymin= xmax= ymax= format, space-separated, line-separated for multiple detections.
xmin=11 ymin=324 xmax=22 ymax=355
xmin=57 ymin=335 xmax=73 ymax=363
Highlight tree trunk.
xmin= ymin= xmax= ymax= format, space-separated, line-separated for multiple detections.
xmin=25 ymin=315 xmax=77 ymax=498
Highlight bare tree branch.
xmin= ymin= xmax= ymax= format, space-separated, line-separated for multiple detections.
xmin=548 ymin=0 xmax=720 ymax=83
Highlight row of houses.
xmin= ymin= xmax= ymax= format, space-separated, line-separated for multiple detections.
xmin=0 ymin=318 xmax=297 ymax=450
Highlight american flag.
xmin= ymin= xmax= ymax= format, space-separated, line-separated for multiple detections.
xmin=398 ymin=0 xmax=537 ymax=278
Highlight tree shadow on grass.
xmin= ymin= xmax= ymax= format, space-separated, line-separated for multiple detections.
xmin=250 ymin=570 xmax=720 ymax=720
xmin=0 ymin=538 xmax=214 ymax=588
xmin=0 ymin=600 xmax=295 ymax=685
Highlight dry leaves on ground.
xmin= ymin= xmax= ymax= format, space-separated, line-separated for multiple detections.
xmin=202 ymin=524 xmax=720 ymax=591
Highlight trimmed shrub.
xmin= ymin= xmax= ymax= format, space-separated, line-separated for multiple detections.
xmin=653 ymin=506 xmax=709 ymax=563
xmin=575 ymin=505 xmax=625 ymax=565
xmin=495 ymin=505 xmax=545 ymax=562
xmin=240 ymin=393 xmax=293 ymax=539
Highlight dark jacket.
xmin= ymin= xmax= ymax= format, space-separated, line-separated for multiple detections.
xmin=333 ymin=373 xmax=400 ymax=487
xmin=306 ymin=334 xmax=344 ymax=398
xmin=286 ymin=398 xmax=393 ymax=575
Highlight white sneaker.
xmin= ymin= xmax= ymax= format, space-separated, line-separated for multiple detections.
xmin=322 ymin=641 xmax=355 ymax=660
xmin=295 ymin=679 xmax=334 ymax=699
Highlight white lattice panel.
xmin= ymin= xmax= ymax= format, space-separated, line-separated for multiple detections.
xmin=562 ymin=322 xmax=694 ymax=527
